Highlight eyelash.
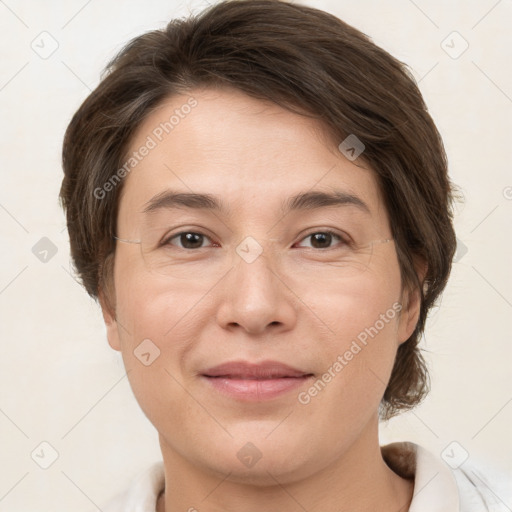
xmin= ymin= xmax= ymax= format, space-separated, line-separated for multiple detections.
xmin=162 ymin=229 xmax=350 ymax=250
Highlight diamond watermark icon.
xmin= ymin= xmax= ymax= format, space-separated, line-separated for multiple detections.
xmin=441 ymin=31 xmax=469 ymax=59
xmin=32 ymin=237 xmax=58 ymax=263
xmin=31 ymin=31 xmax=59 ymax=59
xmin=453 ymin=238 xmax=468 ymax=263
xmin=338 ymin=134 xmax=365 ymax=161
xmin=236 ymin=236 xmax=263 ymax=264
xmin=237 ymin=442 xmax=262 ymax=468
xmin=134 ymin=338 xmax=161 ymax=366
xmin=441 ymin=441 xmax=469 ymax=469
xmin=31 ymin=441 xmax=59 ymax=469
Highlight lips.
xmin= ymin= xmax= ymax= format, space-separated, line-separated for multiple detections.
xmin=201 ymin=360 xmax=314 ymax=401
xmin=201 ymin=360 xmax=312 ymax=379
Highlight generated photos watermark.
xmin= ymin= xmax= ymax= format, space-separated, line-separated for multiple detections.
xmin=298 ymin=301 xmax=402 ymax=405
xmin=93 ymin=96 xmax=198 ymax=200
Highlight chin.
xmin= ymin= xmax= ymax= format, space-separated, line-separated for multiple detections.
xmin=211 ymin=457 xmax=308 ymax=487
xmin=194 ymin=437 xmax=324 ymax=487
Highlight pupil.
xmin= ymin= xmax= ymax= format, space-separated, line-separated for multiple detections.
xmin=181 ymin=233 xmax=203 ymax=249
xmin=312 ymin=233 xmax=331 ymax=248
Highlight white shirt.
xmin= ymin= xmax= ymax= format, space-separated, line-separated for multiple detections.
xmin=102 ymin=442 xmax=511 ymax=512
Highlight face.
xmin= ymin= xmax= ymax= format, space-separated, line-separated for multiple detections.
xmin=101 ymin=87 xmax=420 ymax=485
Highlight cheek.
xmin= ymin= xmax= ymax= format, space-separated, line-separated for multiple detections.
xmin=112 ymin=260 xmax=209 ymax=420
xmin=298 ymin=260 xmax=403 ymax=408
xmin=297 ymin=253 xmax=402 ymax=346
xmin=114 ymin=253 xmax=207 ymax=341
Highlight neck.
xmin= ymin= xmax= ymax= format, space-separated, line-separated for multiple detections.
xmin=157 ymin=417 xmax=413 ymax=512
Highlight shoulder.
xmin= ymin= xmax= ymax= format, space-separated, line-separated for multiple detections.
xmin=100 ymin=462 xmax=165 ymax=512
xmin=382 ymin=442 xmax=511 ymax=512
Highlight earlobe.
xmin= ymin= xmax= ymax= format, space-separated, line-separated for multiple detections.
xmin=98 ymin=289 xmax=121 ymax=351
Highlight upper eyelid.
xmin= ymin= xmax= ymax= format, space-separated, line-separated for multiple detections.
xmin=294 ymin=231 xmax=347 ymax=249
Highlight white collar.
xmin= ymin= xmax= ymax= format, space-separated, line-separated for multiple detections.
xmin=382 ymin=442 xmax=460 ymax=511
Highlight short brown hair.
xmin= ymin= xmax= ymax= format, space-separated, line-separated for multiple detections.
xmin=60 ymin=0 xmax=457 ymax=419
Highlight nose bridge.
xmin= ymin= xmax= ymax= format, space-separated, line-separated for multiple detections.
xmin=216 ymin=236 xmax=296 ymax=334
xmin=231 ymin=237 xmax=281 ymax=296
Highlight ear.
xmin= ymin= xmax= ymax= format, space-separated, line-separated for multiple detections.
xmin=397 ymin=258 xmax=428 ymax=345
xmin=98 ymin=288 xmax=121 ymax=351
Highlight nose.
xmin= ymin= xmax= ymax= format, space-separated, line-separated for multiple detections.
xmin=215 ymin=247 xmax=297 ymax=336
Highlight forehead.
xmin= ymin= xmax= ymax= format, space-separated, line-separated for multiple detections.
xmin=117 ymin=87 xmax=388 ymax=228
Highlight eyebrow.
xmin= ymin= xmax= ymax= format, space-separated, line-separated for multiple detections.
xmin=285 ymin=190 xmax=370 ymax=214
xmin=141 ymin=189 xmax=370 ymax=215
xmin=142 ymin=191 xmax=224 ymax=214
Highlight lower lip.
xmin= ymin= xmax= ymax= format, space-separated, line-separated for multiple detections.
xmin=202 ymin=375 xmax=312 ymax=401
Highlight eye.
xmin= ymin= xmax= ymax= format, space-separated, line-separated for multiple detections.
xmin=164 ymin=231 xmax=217 ymax=250
xmin=295 ymin=230 xmax=347 ymax=250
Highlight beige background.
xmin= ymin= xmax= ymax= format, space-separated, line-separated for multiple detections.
xmin=0 ymin=0 xmax=511 ymax=510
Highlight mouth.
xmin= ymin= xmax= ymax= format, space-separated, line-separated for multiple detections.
xmin=201 ymin=360 xmax=314 ymax=401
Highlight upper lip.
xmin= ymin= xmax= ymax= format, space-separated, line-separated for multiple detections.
xmin=201 ymin=360 xmax=312 ymax=379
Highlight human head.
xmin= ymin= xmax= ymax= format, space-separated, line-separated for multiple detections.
xmin=60 ymin=0 xmax=456 ymax=421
